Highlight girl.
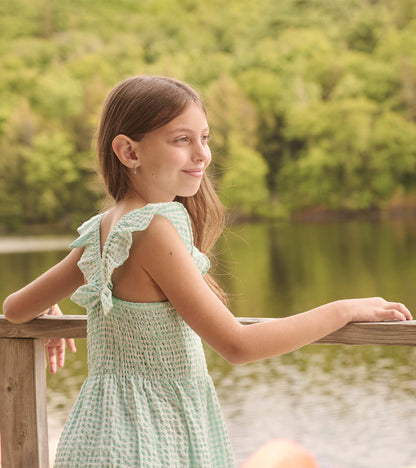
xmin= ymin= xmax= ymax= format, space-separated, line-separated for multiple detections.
xmin=3 ymin=75 xmax=412 ymax=468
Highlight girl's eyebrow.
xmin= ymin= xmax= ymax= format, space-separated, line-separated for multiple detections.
xmin=168 ymin=127 xmax=209 ymax=134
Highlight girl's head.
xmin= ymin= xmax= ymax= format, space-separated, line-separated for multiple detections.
xmin=98 ymin=75 xmax=206 ymax=202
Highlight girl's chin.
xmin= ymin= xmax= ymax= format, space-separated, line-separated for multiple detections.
xmin=176 ymin=184 xmax=202 ymax=198
xmin=176 ymin=191 xmax=200 ymax=199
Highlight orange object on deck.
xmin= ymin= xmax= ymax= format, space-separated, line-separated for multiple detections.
xmin=241 ymin=438 xmax=319 ymax=468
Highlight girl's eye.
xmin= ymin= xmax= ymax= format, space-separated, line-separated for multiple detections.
xmin=174 ymin=135 xmax=210 ymax=144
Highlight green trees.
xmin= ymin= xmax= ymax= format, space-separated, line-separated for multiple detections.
xmin=278 ymin=100 xmax=416 ymax=210
xmin=221 ymin=137 xmax=269 ymax=217
xmin=1 ymin=0 xmax=416 ymax=229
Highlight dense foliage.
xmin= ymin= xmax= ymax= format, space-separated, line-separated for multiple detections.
xmin=1 ymin=0 xmax=416 ymax=229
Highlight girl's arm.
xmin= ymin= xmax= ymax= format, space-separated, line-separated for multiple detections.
xmin=3 ymin=248 xmax=84 ymax=373
xmin=3 ymin=248 xmax=85 ymax=324
xmin=140 ymin=216 xmax=412 ymax=364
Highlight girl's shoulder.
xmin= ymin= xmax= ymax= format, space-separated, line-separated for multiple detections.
xmin=123 ymin=202 xmax=210 ymax=277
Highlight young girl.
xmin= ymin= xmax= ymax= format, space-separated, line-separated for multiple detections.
xmin=3 ymin=75 xmax=412 ymax=468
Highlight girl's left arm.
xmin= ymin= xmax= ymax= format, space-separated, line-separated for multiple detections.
xmin=3 ymin=248 xmax=85 ymax=324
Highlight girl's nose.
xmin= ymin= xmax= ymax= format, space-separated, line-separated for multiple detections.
xmin=192 ymin=140 xmax=211 ymax=163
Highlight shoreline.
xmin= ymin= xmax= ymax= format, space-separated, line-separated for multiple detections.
xmin=3 ymin=202 xmax=416 ymax=236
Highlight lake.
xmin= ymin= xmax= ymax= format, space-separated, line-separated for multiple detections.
xmin=1 ymin=218 xmax=416 ymax=468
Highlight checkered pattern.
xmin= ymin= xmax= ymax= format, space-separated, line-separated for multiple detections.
xmin=54 ymin=202 xmax=234 ymax=467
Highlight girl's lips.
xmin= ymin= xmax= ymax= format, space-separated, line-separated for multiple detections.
xmin=182 ymin=169 xmax=204 ymax=177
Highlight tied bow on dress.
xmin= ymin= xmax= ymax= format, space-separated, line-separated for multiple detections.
xmin=72 ymin=282 xmax=114 ymax=315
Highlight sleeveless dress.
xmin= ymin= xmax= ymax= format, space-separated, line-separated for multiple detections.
xmin=53 ymin=201 xmax=235 ymax=468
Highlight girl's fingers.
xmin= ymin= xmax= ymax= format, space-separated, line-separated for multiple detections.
xmin=380 ymin=307 xmax=407 ymax=322
xmin=57 ymin=341 xmax=65 ymax=368
xmin=391 ymin=310 xmax=406 ymax=321
xmin=48 ymin=346 xmax=57 ymax=374
xmin=45 ymin=337 xmax=76 ymax=373
xmin=386 ymin=302 xmax=413 ymax=320
xmin=397 ymin=303 xmax=412 ymax=320
xmin=66 ymin=338 xmax=77 ymax=353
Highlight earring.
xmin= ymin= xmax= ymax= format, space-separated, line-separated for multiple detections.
xmin=133 ymin=165 xmax=137 ymax=175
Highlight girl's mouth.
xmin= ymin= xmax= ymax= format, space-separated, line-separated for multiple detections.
xmin=183 ymin=169 xmax=204 ymax=178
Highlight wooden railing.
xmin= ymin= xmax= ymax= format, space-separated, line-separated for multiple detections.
xmin=1 ymin=315 xmax=416 ymax=468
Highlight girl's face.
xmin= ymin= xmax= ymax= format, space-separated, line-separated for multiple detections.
xmin=132 ymin=103 xmax=211 ymax=202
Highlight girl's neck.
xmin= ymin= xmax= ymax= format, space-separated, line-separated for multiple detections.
xmin=116 ymin=193 xmax=148 ymax=213
xmin=129 ymin=176 xmax=178 ymax=203
xmin=117 ymin=187 xmax=175 ymax=211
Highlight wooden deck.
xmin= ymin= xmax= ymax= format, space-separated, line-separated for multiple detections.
xmin=1 ymin=315 xmax=416 ymax=467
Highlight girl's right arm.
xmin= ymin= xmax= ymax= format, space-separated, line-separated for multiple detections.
xmin=3 ymin=248 xmax=85 ymax=324
xmin=139 ymin=216 xmax=412 ymax=364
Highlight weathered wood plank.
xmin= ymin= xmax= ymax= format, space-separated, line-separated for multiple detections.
xmin=0 ymin=338 xmax=49 ymax=468
xmin=0 ymin=315 xmax=87 ymax=339
xmin=1 ymin=315 xmax=416 ymax=345
xmin=315 ymin=320 xmax=416 ymax=346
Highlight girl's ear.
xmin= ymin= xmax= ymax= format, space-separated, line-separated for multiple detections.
xmin=112 ymin=135 xmax=140 ymax=169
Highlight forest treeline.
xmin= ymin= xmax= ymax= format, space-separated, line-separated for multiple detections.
xmin=1 ymin=0 xmax=416 ymax=230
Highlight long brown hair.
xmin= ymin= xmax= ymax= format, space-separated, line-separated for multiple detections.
xmin=97 ymin=75 xmax=227 ymax=303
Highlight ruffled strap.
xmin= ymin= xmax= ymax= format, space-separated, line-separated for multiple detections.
xmin=70 ymin=212 xmax=104 ymax=249
xmin=70 ymin=202 xmax=210 ymax=315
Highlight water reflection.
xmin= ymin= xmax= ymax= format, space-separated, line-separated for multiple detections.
xmin=218 ymin=220 xmax=416 ymax=319
xmin=1 ymin=218 xmax=416 ymax=467
xmin=209 ymin=345 xmax=416 ymax=468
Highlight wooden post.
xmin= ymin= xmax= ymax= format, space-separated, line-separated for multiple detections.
xmin=0 ymin=338 xmax=49 ymax=468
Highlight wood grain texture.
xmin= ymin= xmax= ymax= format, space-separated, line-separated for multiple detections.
xmin=0 ymin=315 xmax=87 ymax=338
xmin=0 ymin=338 xmax=49 ymax=468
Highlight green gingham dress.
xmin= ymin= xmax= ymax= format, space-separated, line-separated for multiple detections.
xmin=54 ymin=201 xmax=234 ymax=468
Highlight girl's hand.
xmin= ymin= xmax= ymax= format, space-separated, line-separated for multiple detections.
xmin=44 ymin=305 xmax=77 ymax=374
xmin=339 ymin=297 xmax=413 ymax=323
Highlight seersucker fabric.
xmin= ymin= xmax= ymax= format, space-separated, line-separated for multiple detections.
xmin=54 ymin=201 xmax=235 ymax=468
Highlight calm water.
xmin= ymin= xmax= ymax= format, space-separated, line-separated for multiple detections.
xmin=1 ymin=219 xmax=416 ymax=468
